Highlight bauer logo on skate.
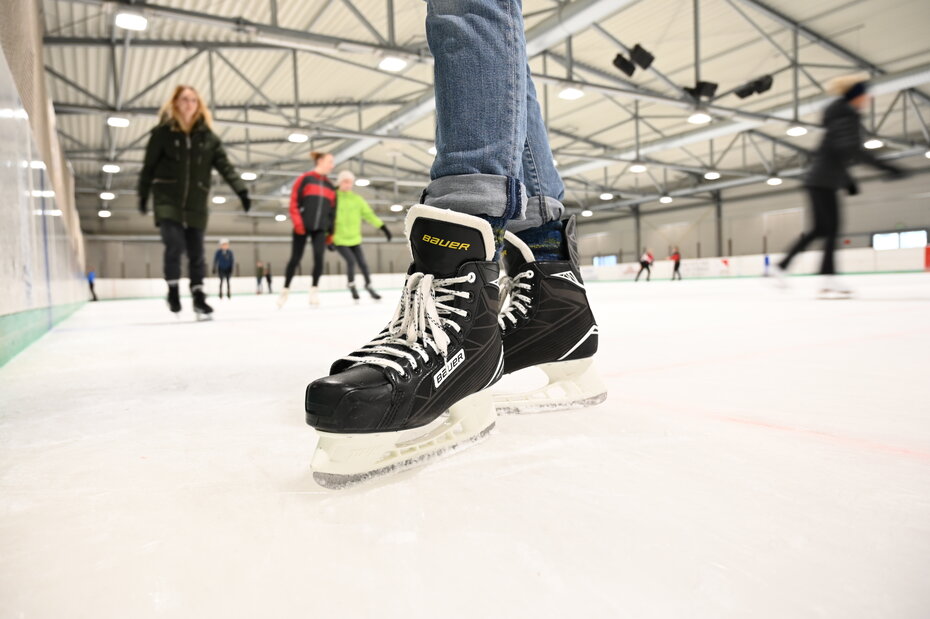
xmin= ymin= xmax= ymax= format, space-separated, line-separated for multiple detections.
xmin=421 ymin=234 xmax=471 ymax=251
xmin=433 ymin=349 xmax=466 ymax=388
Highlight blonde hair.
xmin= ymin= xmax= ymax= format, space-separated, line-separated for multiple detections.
xmin=826 ymin=73 xmax=869 ymax=97
xmin=159 ymin=85 xmax=213 ymax=132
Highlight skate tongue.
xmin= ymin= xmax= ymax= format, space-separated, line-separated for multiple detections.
xmin=405 ymin=205 xmax=494 ymax=277
xmin=502 ymin=231 xmax=535 ymax=275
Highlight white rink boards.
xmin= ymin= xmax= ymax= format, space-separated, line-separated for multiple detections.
xmin=1 ymin=273 xmax=929 ymax=618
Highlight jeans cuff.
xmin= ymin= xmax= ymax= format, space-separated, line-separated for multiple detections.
xmin=420 ymin=174 xmax=527 ymax=221
xmin=505 ymin=195 xmax=564 ymax=233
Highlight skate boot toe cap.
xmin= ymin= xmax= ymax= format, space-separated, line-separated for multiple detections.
xmin=305 ymin=366 xmax=394 ymax=432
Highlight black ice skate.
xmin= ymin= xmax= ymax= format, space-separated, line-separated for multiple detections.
xmin=495 ymin=216 xmax=606 ymax=414
xmin=348 ymin=282 xmax=360 ymax=303
xmin=365 ymin=284 xmax=382 ymax=301
xmin=167 ymin=284 xmax=181 ymax=314
xmin=191 ymin=285 xmax=214 ymax=321
xmin=305 ymin=205 xmax=505 ymax=489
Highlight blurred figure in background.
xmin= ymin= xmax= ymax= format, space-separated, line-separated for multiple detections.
xmin=332 ymin=170 xmax=391 ymax=302
xmin=87 ymin=270 xmax=98 ymax=301
xmin=138 ymin=85 xmax=251 ymax=318
xmin=213 ymin=238 xmax=234 ymax=299
xmin=669 ymin=247 xmax=682 ymax=281
xmin=772 ymin=74 xmax=905 ymax=299
xmin=278 ymin=151 xmax=336 ymax=309
xmin=255 ymin=261 xmax=264 ymax=294
xmin=264 ymin=262 xmax=273 ymax=293
xmin=635 ymin=249 xmax=654 ymax=282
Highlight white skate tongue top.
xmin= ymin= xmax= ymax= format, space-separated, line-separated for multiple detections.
xmin=404 ymin=205 xmax=495 ymax=276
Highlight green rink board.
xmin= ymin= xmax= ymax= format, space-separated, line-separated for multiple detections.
xmin=0 ymin=302 xmax=85 ymax=368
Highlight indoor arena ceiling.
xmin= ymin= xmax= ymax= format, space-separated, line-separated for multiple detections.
xmin=40 ymin=0 xmax=930 ymax=233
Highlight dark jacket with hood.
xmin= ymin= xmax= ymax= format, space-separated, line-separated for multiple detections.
xmin=138 ymin=118 xmax=246 ymax=230
xmin=805 ymin=98 xmax=900 ymax=191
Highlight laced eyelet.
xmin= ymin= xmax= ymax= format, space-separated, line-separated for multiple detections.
xmin=467 ymin=272 xmax=477 ymax=283
xmin=524 ymin=270 xmax=534 ymax=279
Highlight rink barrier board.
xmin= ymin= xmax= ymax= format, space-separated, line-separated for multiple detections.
xmin=0 ymin=301 xmax=84 ymax=367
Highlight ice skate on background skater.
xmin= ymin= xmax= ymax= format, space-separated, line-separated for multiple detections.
xmin=304 ymin=206 xmax=504 ymax=488
xmin=494 ymin=216 xmax=606 ymax=414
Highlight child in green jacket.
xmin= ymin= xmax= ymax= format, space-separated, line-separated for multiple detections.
xmin=333 ymin=170 xmax=393 ymax=301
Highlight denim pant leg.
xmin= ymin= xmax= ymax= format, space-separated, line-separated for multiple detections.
xmin=422 ymin=0 xmax=528 ymax=223
xmin=508 ymin=65 xmax=566 ymax=233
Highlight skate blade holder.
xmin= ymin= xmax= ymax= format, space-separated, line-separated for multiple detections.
xmin=494 ymin=358 xmax=607 ymax=415
xmin=310 ymin=390 xmax=496 ymax=489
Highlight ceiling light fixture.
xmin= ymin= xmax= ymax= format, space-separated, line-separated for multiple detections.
xmin=704 ymin=171 xmax=721 ymax=180
xmin=107 ymin=116 xmax=130 ymax=128
xmin=240 ymin=172 xmax=258 ymax=181
xmin=355 ymin=178 xmax=371 ymax=187
xmin=659 ymin=195 xmax=673 ymax=204
xmin=558 ymin=86 xmax=585 ymax=100
xmin=114 ymin=11 xmax=148 ymax=31
xmin=102 ymin=163 xmax=121 ymax=174
xmin=581 ymin=209 xmax=593 ymax=217
xmin=98 ymin=209 xmax=112 ymax=218
xmin=378 ymin=56 xmax=408 ymax=72
xmin=99 ymin=191 xmax=116 ymax=200
xmin=599 ymin=192 xmax=614 ymax=201
xmin=390 ymin=204 xmax=404 ymax=212
xmin=629 ymin=163 xmax=647 ymax=174
xmin=688 ymin=111 xmax=712 ymax=125
xmin=863 ymin=138 xmax=883 ymax=150
xmin=287 ymin=132 xmax=309 ymax=143
xmin=786 ymin=125 xmax=808 ymax=137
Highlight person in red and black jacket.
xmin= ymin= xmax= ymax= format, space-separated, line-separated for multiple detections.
xmin=278 ymin=151 xmax=336 ymax=308
xmin=668 ymin=246 xmax=682 ymax=280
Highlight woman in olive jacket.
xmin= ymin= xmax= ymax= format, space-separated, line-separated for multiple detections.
xmin=138 ymin=84 xmax=251 ymax=317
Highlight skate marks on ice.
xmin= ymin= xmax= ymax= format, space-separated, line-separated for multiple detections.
xmin=492 ymin=358 xmax=608 ymax=415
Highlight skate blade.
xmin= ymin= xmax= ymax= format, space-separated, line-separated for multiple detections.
xmin=310 ymin=390 xmax=496 ymax=490
xmin=494 ymin=357 xmax=608 ymax=415
xmin=194 ymin=312 xmax=214 ymax=321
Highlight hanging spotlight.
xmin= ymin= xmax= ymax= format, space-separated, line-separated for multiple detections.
xmin=688 ymin=111 xmax=712 ymax=124
xmin=212 ymin=196 xmax=226 ymax=204
xmin=355 ymin=178 xmax=371 ymax=187
xmin=581 ymin=209 xmax=593 ymax=217
xmin=685 ymin=81 xmax=718 ymax=100
xmin=114 ymin=11 xmax=148 ymax=32
xmin=612 ymin=53 xmax=636 ymax=77
xmin=240 ymin=171 xmax=258 ymax=181
xmin=766 ymin=176 xmax=783 ymax=186
xmin=99 ymin=191 xmax=116 ymax=200
xmin=735 ymin=74 xmax=774 ymax=99
xmin=107 ymin=116 xmax=130 ymax=128
xmin=863 ymin=138 xmax=883 ymax=150
xmin=558 ymin=86 xmax=585 ymax=100
xmin=786 ymin=125 xmax=808 ymax=137
xmin=274 ymin=214 xmax=287 ymax=222
xmin=659 ymin=195 xmax=673 ymax=204
xmin=599 ymin=192 xmax=614 ymax=201
xmin=630 ymin=44 xmax=654 ymax=69
xmin=629 ymin=163 xmax=647 ymax=173
xmin=102 ymin=163 xmax=121 ymax=174
xmin=378 ymin=56 xmax=407 ymax=72
xmin=287 ymin=132 xmax=309 ymax=143
xmin=98 ymin=209 xmax=112 ymax=218
xmin=704 ymin=171 xmax=721 ymax=180
xmin=390 ymin=204 xmax=404 ymax=212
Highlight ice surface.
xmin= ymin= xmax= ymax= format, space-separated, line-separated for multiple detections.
xmin=1 ymin=274 xmax=929 ymax=618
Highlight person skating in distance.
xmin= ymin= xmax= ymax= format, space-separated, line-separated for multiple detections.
xmin=255 ymin=261 xmax=264 ymax=294
xmin=669 ymin=247 xmax=682 ymax=281
xmin=213 ymin=238 xmax=234 ymax=299
xmin=264 ymin=262 xmax=273 ymax=293
xmin=278 ymin=151 xmax=336 ymax=309
xmin=771 ymin=75 xmax=905 ymax=298
xmin=635 ymin=249 xmax=654 ymax=282
xmin=138 ymin=85 xmax=251 ymax=319
xmin=332 ymin=170 xmax=392 ymax=303
xmin=303 ymin=0 xmax=604 ymax=488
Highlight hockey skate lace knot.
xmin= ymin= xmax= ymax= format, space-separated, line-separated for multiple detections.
xmin=498 ymin=270 xmax=533 ymax=330
xmin=340 ymin=272 xmax=472 ymax=376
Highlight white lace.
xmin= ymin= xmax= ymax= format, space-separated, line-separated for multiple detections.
xmin=340 ymin=271 xmax=474 ymax=376
xmin=498 ymin=270 xmax=534 ymax=330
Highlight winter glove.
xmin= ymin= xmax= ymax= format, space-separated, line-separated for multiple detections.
xmin=138 ymin=197 xmax=148 ymax=215
xmin=846 ymin=182 xmax=859 ymax=196
xmin=380 ymin=224 xmax=393 ymax=242
xmin=238 ymin=190 xmax=251 ymax=212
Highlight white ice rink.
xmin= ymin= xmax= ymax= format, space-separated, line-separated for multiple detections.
xmin=2 ymin=273 xmax=929 ymax=618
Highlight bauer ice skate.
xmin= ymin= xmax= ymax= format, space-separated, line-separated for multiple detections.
xmin=494 ymin=216 xmax=606 ymax=414
xmin=191 ymin=285 xmax=213 ymax=320
xmin=304 ymin=205 xmax=505 ymax=489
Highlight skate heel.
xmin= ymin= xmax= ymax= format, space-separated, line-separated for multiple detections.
xmin=311 ymin=389 xmax=496 ymax=490
xmin=494 ymin=357 xmax=607 ymax=415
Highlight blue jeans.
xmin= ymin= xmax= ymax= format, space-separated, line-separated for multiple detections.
xmin=422 ymin=0 xmax=565 ymax=233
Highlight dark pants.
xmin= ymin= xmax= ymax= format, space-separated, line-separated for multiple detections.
xmin=218 ymin=269 xmax=232 ymax=297
xmin=88 ymin=282 xmax=98 ymax=301
xmin=284 ymin=230 xmax=327 ymax=288
xmin=672 ymin=261 xmax=682 ymax=280
xmin=265 ymin=273 xmax=272 ymax=292
xmin=635 ymin=261 xmax=651 ymax=281
xmin=335 ymin=245 xmax=372 ymax=285
xmin=159 ymin=220 xmax=205 ymax=287
xmin=779 ymin=187 xmax=840 ymax=275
